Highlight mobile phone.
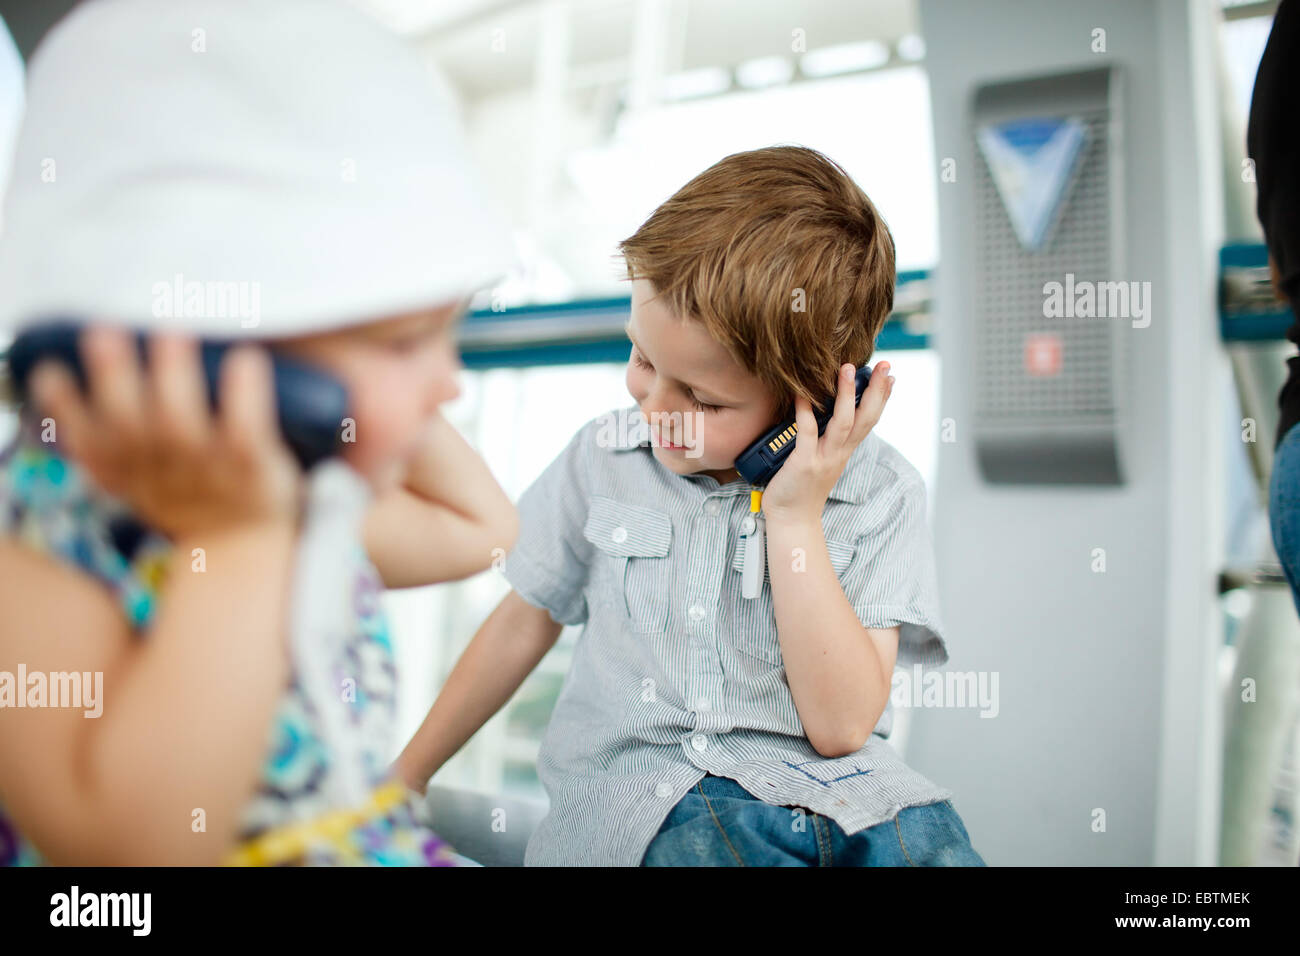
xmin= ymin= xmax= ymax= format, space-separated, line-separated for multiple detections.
xmin=5 ymin=321 xmax=349 ymax=469
xmin=734 ymin=364 xmax=873 ymax=486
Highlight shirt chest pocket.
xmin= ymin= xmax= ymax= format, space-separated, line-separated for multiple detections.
xmin=728 ymin=534 xmax=857 ymax=664
xmin=583 ymin=495 xmax=673 ymax=633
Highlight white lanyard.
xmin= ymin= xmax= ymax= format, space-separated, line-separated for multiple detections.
xmin=740 ymin=488 xmax=766 ymax=600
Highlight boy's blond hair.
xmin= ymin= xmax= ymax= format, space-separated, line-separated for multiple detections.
xmin=618 ymin=145 xmax=896 ymax=420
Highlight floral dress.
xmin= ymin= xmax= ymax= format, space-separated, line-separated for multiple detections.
xmin=0 ymin=422 xmax=463 ymax=866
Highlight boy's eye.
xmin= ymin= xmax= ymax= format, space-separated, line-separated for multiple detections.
xmin=689 ymin=393 xmax=723 ymax=413
xmin=631 ymin=348 xmax=721 ymax=412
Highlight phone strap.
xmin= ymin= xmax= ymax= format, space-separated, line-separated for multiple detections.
xmin=740 ymin=488 xmax=765 ymax=600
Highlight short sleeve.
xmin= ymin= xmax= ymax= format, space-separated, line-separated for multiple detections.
xmin=836 ymin=475 xmax=948 ymax=669
xmin=0 ymin=435 xmax=168 ymax=631
xmin=502 ymin=422 xmax=597 ymax=627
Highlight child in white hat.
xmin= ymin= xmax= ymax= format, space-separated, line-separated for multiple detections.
xmin=0 ymin=0 xmax=517 ymax=865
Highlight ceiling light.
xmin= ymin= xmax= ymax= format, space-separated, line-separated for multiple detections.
xmin=735 ymin=55 xmax=794 ymax=90
xmin=800 ymin=41 xmax=891 ymax=78
xmin=662 ymin=66 xmax=732 ymax=100
xmin=897 ymin=34 xmax=926 ymax=62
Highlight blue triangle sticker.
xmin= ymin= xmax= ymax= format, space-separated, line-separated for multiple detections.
xmin=976 ymin=116 xmax=1088 ymax=252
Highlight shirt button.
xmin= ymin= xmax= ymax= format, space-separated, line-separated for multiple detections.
xmin=655 ymin=781 xmax=673 ymax=798
xmin=692 ymin=734 xmax=708 ymax=751
xmin=688 ymin=605 xmax=706 ymax=621
xmin=611 ymin=526 xmax=628 ymax=544
xmin=704 ymin=499 xmax=720 ymax=515
xmin=695 ymin=697 xmax=710 ymax=711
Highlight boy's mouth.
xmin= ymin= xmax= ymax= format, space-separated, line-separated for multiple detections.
xmin=654 ymin=432 xmax=689 ymax=451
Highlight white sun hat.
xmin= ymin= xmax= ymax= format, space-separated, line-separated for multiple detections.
xmin=0 ymin=0 xmax=515 ymax=337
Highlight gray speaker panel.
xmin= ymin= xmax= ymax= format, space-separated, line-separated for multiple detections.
xmin=971 ymin=67 xmax=1126 ymax=485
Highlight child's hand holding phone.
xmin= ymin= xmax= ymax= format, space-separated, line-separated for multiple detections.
xmin=758 ymin=361 xmax=894 ymax=526
xmin=26 ymin=326 xmax=303 ymax=540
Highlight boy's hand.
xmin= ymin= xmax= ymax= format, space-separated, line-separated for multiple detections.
xmin=28 ymin=326 xmax=303 ymax=539
xmin=759 ymin=361 xmax=894 ymax=525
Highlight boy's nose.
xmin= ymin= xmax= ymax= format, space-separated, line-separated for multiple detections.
xmin=640 ymin=380 xmax=685 ymax=418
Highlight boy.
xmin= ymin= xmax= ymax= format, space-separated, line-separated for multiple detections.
xmin=398 ymin=145 xmax=984 ymax=866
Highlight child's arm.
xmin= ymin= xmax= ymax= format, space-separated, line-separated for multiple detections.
xmin=393 ymin=589 xmax=563 ymax=793
xmin=761 ymin=361 xmax=897 ymax=758
xmin=765 ymin=518 xmax=900 ymax=757
xmin=0 ymin=526 xmax=295 ymax=865
xmin=393 ymin=416 xmax=594 ymax=790
xmin=363 ymin=412 xmax=519 ymax=589
xmin=0 ymin=330 xmax=302 ymax=864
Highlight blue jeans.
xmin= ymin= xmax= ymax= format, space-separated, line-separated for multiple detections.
xmin=1271 ymin=423 xmax=1300 ymax=618
xmin=640 ymin=773 xmax=986 ymax=866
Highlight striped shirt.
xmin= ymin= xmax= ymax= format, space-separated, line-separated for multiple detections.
xmin=503 ymin=405 xmax=954 ymax=866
